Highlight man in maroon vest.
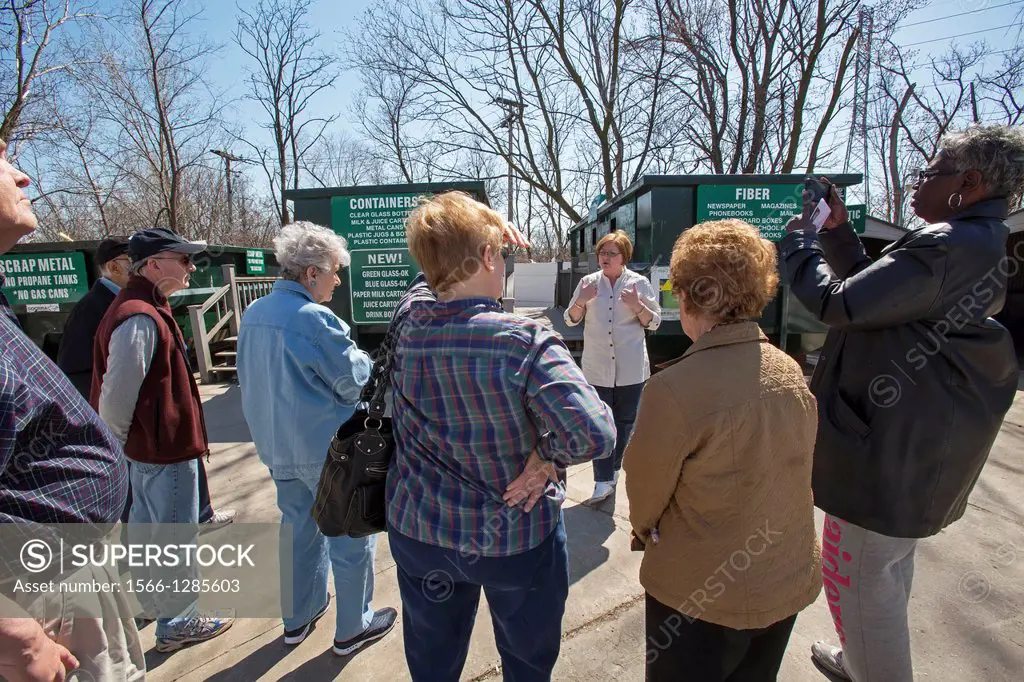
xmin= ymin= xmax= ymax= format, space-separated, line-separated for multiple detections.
xmin=91 ymin=227 xmax=233 ymax=653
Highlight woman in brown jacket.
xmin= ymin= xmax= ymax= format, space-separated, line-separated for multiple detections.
xmin=623 ymin=219 xmax=821 ymax=681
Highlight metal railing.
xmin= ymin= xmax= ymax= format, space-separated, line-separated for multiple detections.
xmin=188 ymin=264 xmax=277 ymax=384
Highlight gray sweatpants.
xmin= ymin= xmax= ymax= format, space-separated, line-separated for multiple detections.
xmin=822 ymin=514 xmax=918 ymax=682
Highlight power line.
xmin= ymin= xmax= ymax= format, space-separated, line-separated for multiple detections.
xmin=902 ymin=23 xmax=1024 ymax=48
xmin=899 ymin=47 xmax=1021 ymax=71
xmin=901 ymin=1 xmax=1022 ymax=29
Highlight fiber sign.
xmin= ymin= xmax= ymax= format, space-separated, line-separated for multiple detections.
xmin=696 ymin=185 xmax=804 ymax=241
xmin=0 ymin=252 xmax=89 ymax=306
xmin=331 ymin=193 xmax=422 ymax=324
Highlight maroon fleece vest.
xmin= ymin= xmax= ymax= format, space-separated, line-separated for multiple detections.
xmin=90 ymin=275 xmax=209 ymax=465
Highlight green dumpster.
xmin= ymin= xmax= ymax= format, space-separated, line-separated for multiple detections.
xmin=284 ymin=181 xmax=502 ymax=354
xmin=0 ymin=240 xmax=279 ymax=365
xmin=563 ymin=174 xmax=864 ymax=366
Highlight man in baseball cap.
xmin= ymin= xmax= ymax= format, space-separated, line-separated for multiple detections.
xmin=92 ymin=227 xmax=233 ymax=652
xmin=128 ymin=226 xmax=206 ymax=263
xmin=57 ymin=236 xmax=132 ymax=398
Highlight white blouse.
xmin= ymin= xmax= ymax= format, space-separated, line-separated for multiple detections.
xmin=564 ymin=268 xmax=662 ymax=388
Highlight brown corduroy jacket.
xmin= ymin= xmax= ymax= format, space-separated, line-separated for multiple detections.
xmin=623 ymin=321 xmax=822 ymax=630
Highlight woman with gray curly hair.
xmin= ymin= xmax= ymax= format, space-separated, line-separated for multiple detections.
xmin=781 ymin=124 xmax=1024 ymax=681
xmin=236 ymin=221 xmax=397 ymax=656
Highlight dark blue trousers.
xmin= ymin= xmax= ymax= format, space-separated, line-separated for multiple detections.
xmin=592 ymin=382 xmax=645 ymax=483
xmin=388 ymin=515 xmax=569 ymax=682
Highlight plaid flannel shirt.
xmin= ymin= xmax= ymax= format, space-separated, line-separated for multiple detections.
xmin=0 ymin=278 xmax=128 ymax=531
xmin=386 ymin=276 xmax=615 ymax=557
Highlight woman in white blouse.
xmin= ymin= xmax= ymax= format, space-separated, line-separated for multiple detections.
xmin=565 ymin=230 xmax=662 ymax=503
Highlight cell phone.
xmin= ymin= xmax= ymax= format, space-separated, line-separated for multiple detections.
xmin=804 ymin=176 xmax=831 ymax=204
xmin=810 ymin=198 xmax=832 ymax=231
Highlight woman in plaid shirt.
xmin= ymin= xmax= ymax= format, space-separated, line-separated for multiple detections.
xmin=386 ymin=191 xmax=616 ymax=681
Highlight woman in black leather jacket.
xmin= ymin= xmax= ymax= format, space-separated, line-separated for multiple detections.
xmin=780 ymin=124 xmax=1024 ymax=682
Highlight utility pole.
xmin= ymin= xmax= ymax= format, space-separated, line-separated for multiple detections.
xmin=843 ymin=8 xmax=874 ymax=207
xmin=494 ymin=97 xmax=526 ymax=226
xmin=210 ymin=149 xmax=244 ymax=229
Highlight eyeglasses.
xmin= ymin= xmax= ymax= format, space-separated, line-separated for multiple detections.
xmin=598 ymin=250 xmax=621 ymax=258
xmin=152 ymin=253 xmax=193 ymax=266
xmin=916 ymin=168 xmax=958 ymax=184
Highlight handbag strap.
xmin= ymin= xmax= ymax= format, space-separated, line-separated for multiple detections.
xmin=359 ymin=304 xmax=411 ymax=420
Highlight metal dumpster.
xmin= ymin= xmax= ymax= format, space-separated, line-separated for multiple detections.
xmin=0 ymin=240 xmax=278 ymax=364
xmin=563 ymin=173 xmax=864 ymax=366
xmin=284 ymin=181 xmax=506 ymax=354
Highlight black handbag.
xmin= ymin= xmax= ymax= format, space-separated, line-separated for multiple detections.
xmin=312 ymin=316 xmax=404 ymax=538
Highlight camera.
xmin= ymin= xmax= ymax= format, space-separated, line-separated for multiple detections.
xmin=804 ymin=176 xmax=831 ymax=204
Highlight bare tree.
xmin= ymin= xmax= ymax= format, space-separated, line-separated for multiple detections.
xmin=0 ymin=0 xmax=103 ymax=157
xmin=302 ymin=131 xmax=379 ymax=187
xmin=353 ymin=68 xmax=437 ymax=184
xmin=0 ymin=0 xmax=95 ymax=147
xmin=66 ymin=0 xmax=225 ymax=237
xmin=976 ymin=47 xmax=1024 ymax=126
xmin=866 ymin=39 xmax=1024 ymax=225
xmin=662 ymin=0 xmax=914 ymax=175
xmin=347 ymin=0 xmax=677 ymax=226
xmin=236 ymin=0 xmax=340 ymax=225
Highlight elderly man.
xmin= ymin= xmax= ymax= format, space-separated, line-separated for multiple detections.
xmin=92 ymin=227 xmax=233 ymax=652
xmin=0 ymin=140 xmax=145 ymax=680
xmin=57 ymin=236 xmax=132 ymax=397
xmin=57 ymin=235 xmax=234 ymax=530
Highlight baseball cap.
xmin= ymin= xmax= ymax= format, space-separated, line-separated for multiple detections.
xmin=128 ymin=228 xmax=206 ymax=263
xmin=94 ymin=236 xmax=130 ymax=266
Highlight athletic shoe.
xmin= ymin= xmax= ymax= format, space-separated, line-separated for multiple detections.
xmin=284 ymin=594 xmax=331 ymax=645
xmin=333 ymin=607 xmax=397 ymax=656
xmin=201 ymin=508 xmax=236 ymax=533
xmin=811 ymin=641 xmax=852 ymax=680
xmin=154 ymin=615 xmax=234 ymax=653
xmin=586 ymin=482 xmax=615 ymax=505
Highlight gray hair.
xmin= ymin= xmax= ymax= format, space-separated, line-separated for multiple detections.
xmin=273 ymin=221 xmax=351 ymax=280
xmin=939 ymin=124 xmax=1024 ymax=202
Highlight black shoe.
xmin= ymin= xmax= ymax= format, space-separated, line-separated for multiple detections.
xmin=332 ymin=607 xmax=397 ymax=656
xmin=284 ymin=594 xmax=331 ymax=645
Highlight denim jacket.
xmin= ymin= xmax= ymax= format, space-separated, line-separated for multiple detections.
xmin=237 ymin=280 xmax=372 ymax=479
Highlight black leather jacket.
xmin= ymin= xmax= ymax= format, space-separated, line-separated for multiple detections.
xmin=780 ymin=198 xmax=1019 ymax=538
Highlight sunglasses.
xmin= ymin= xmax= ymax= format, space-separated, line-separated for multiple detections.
xmin=152 ymin=253 xmax=193 ymax=266
xmin=500 ymin=245 xmax=517 ymax=259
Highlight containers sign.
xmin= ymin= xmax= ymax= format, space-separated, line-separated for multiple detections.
xmin=331 ymin=193 xmax=423 ymax=324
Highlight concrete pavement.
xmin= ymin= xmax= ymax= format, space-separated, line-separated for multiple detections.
xmin=142 ymin=380 xmax=1024 ymax=681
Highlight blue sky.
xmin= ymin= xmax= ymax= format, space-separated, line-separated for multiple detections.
xmin=198 ymin=0 xmax=375 ymax=150
xmin=195 ymin=0 xmax=1022 ymax=150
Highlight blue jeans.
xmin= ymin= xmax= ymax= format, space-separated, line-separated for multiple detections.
xmin=388 ymin=515 xmax=569 ymax=682
xmin=127 ymin=459 xmax=200 ymax=639
xmin=593 ymin=382 xmax=645 ymax=483
xmin=121 ymin=457 xmax=214 ymax=523
xmin=272 ymin=470 xmax=375 ymax=640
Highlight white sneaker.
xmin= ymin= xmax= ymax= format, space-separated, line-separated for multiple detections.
xmin=200 ymin=508 xmax=236 ymax=534
xmin=587 ymin=482 xmax=615 ymax=505
xmin=810 ymin=641 xmax=851 ymax=680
